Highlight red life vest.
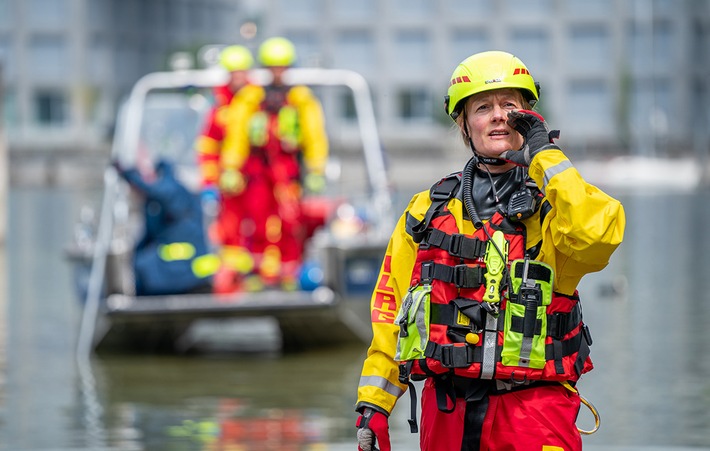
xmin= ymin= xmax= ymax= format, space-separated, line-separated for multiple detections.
xmin=397 ymin=173 xmax=592 ymax=385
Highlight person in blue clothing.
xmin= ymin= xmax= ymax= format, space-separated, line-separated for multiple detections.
xmin=118 ymin=159 xmax=219 ymax=296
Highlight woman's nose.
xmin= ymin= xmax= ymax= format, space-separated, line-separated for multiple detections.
xmin=491 ymin=105 xmax=509 ymax=122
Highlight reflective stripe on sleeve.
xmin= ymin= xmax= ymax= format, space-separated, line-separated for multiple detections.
xmin=358 ymin=375 xmax=404 ymax=398
xmin=542 ymin=160 xmax=573 ymax=193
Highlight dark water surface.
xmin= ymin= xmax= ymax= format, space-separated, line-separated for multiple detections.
xmin=2 ymin=186 xmax=710 ymax=450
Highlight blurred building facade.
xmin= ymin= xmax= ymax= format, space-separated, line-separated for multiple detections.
xmin=0 ymin=0 xmax=240 ymax=154
xmin=1 ymin=0 xmax=709 ymax=164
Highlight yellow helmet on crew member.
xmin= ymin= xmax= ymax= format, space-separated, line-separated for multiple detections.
xmin=219 ymin=45 xmax=254 ymax=72
xmin=445 ymin=50 xmax=540 ymax=120
xmin=258 ymin=37 xmax=296 ymax=67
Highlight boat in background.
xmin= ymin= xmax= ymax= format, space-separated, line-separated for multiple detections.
xmin=67 ymin=66 xmax=393 ymax=355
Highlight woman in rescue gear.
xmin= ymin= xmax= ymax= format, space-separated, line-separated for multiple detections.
xmin=355 ymin=50 xmax=625 ymax=451
xmin=194 ymin=44 xmax=258 ymax=293
xmin=220 ymin=36 xmax=329 ymax=290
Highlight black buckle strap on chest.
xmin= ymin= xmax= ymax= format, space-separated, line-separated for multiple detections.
xmin=431 ymin=300 xmax=581 ymax=338
xmin=421 ymin=261 xmax=486 ymax=288
xmin=422 ymin=229 xmax=486 ymax=259
xmin=425 ymin=341 xmax=484 ymax=369
xmin=406 ymin=173 xmax=461 ymax=243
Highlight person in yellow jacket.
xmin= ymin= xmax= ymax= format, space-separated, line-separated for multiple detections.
xmin=355 ymin=51 xmax=625 ymax=451
xmin=220 ymin=37 xmax=329 ymax=289
xmin=194 ymin=45 xmax=259 ymax=293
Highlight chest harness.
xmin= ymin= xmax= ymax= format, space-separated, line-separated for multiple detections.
xmin=395 ymin=169 xmax=593 ymax=429
xmin=248 ymin=85 xmax=301 ymax=151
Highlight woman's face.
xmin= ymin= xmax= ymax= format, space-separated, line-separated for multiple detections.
xmin=460 ymin=88 xmax=525 ymax=161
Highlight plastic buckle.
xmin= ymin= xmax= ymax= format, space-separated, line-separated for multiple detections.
xmin=448 ymin=233 xmax=463 ymax=255
xmin=421 ymin=261 xmax=434 ymax=283
xmin=453 ymin=264 xmax=469 ymax=287
xmin=441 ymin=346 xmax=453 ymax=368
xmin=550 ymin=312 xmax=565 ymax=339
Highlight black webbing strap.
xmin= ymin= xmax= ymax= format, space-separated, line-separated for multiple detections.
xmin=434 ymin=374 xmax=457 ymax=413
xmin=547 ymin=302 xmax=582 ymax=339
xmin=430 ymin=301 xmax=582 ymax=340
xmin=512 ymin=260 xmax=553 ymax=283
xmin=405 ymin=380 xmax=419 ymax=433
xmin=421 ymin=229 xmax=486 ymax=259
xmin=424 ymin=319 xmax=585 ymax=371
xmin=406 ymin=174 xmax=461 ymax=243
xmin=573 ymin=324 xmax=593 ymax=376
xmin=425 ymin=341 xmax=484 ymax=369
xmin=420 ymin=261 xmax=485 ymax=288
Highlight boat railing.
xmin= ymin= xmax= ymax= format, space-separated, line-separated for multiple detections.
xmin=76 ymin=67 xmax=392 ymax=359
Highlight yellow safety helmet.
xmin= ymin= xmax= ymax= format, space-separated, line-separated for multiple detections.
xmin=258 ymin=37 xmax=296 ymax=67
xmin=219 ymin=45 xmax=254 ymax=72
xmin=445 ymin=50 xmax=540 ymax=120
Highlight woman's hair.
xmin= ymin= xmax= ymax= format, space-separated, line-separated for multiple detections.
xmin=454 ymin=89 xmax=531 ymax=147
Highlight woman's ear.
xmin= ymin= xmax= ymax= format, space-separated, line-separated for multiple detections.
xmin=456 ymin=115 xmax=468 ymax=137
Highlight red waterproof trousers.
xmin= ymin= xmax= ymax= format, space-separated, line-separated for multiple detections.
xmin=419 ymin=378 xmax=582 ymax=451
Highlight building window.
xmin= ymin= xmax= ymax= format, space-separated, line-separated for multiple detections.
xmin=627 ymin=20 xmax=676 ymax=72
xmin=394 ymin=30 xmax=431 ymax=73
xmin=286 ymin=32 xmax=319 ymax=67
xmin=508 ymin=29 xmax=549 ymax=68
xmin=392 ymin=0 xmax=432 ymax=20
xmin=339 ymin=89 xmax=357 ymax=121
xmin=335 ymin=30 xmax=375 ymax=74
xmin=451 ymin=30 xmax=489 ymax=67
xmin=566 ymin=80 xmax=611 ymax=134
xmin=567 ymin=25 xmax=610 ymax=73
xmin=503 ymin=0 xmax=552 ymax=17
xmin=333 ymin=0 xmax=375 ymax=20
xmin=27 ymin=0 xmax=69 ymax=28
xmin=34 ymin=90 xmax=68 ymax=126
xmin=443 ymin=0 xmax=493 ymax=17
xmin=276 ymin=0 xmax=322 ymax=22
xmin=565 ymin=0 xmax=612 ymax=16
xmin=29 ymin=35 xmax=68 ymax=82
xmin=338 ymin=87 xmax=377 ymax=123
xmin=397 ymin=87 xmax=432 ymax=122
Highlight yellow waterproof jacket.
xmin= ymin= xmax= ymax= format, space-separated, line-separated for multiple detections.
xmin=219 ymin=83 xmax=329 ymax=175
xmin=356 ymin=148 xmax=626 ymax=414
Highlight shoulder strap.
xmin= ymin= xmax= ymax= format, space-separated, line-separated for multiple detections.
xmin=406 ymin=172 xmax=461 ymax=243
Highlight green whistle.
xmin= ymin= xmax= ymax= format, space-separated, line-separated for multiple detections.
xmin=483 ymin=230 xmax=508 ymax=303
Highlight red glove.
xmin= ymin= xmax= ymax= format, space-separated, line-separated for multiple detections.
xmin=356 ymin=407 xmax=390 ymax=451
xmin=499 ymin=110 xmax=560 ymax=166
